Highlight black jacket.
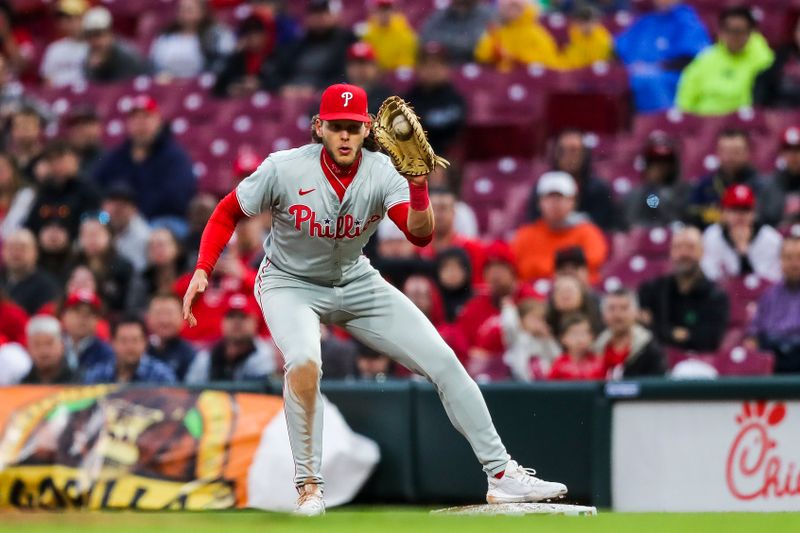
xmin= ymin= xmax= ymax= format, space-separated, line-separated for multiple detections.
xmin=754 ymin=44 xmax=800 ymax=108
xmin=638 ymin=273 xmax=729 ymax=352
xmin=404 ymin=82 xmax=467 ymax=154
xmin=594 ymin=325 xmax=668 ymax=378
xmin=25 ymin=176 xmax=100 ymax=239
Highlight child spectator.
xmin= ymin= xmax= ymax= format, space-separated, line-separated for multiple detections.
xmin=548 ymin=314 xmax=604 ymax=380
xmin=560 ymin=4 xmax=612 ymax=69
xmin=501 ymin=297 xmax=560 ymax=381
xmin=362 ymin=0 xmax=417 ymax=71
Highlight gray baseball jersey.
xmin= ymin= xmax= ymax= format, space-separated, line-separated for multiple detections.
xmin=236 ymin=143 xmax=409 ymax=285
xmin=239 ymin=142 xmax=510 ymax=490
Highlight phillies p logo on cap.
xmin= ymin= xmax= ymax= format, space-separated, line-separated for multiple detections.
xmin=319 ymin=84 xmax=370 ymax=122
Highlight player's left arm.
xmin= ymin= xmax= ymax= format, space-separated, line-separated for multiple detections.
xmin=406 ymin=175 xmax=434 ymax=238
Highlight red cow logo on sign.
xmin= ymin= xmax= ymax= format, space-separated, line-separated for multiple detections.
xmin=726 ymin=401 xmax=800 ymax=500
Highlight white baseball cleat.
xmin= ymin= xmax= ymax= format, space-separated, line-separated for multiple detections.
xmin=486 ymin=460 xmax=568 ymax=504
xmin=294 ymin=484 xmax=326 ymax=516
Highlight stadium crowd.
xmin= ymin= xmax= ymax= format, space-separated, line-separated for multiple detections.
xmin=2 ymin=0 xmax=800 ymax=385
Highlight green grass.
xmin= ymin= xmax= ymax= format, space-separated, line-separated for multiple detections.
xmin=1 ymin=508 xmax=799 ymax=533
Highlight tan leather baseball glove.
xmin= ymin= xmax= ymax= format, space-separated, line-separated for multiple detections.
xmin=372 ymin=96 xmax=450 ymax=176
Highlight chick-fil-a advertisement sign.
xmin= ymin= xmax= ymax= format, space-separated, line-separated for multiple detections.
xmin=612 ymin=401 xmax=800 ymax=512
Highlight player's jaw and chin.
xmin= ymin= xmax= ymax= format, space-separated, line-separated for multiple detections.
xmin=315 ymin=118 xmax=370 ymax=168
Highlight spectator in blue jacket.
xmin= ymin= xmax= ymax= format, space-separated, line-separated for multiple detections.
xmin=83 ymin=315 xmax=176 ymax=384
xmin=614 ymin=0 xmax=710 ymax=112
xmin=145 ymin=293 xmax=196 ymax=380
xmin=60 ymin=289 xmax=114 ymax=373
xmin=93 ymin=95 xmax=196 ymax=235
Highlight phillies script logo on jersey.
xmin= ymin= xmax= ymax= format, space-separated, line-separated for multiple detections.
xmin=289 ymin=204 xmax=381 ymax=239
xmin=725 ymin=401 xmax=800 ymax=500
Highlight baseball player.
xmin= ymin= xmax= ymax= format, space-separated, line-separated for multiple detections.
xmin=182 ymin=83 xmax=567 ymax=515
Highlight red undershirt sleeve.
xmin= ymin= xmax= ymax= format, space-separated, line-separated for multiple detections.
xmin=195 ymin=190 xmax=248 ymax=275
xmin=387 ymin=201 xmax=433 ymax=247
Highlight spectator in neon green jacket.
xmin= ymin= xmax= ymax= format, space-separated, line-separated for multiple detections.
xmin=676 ymin=6 xmax=773 ymax=116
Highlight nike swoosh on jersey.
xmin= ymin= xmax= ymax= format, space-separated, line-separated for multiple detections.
xmin=299 ymin=188 xmax=316 ymax=196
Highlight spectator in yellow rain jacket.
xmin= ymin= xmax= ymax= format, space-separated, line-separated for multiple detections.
xmin=676 ymin=6 xmax=773 ymax=116
xmin=362 ymin=0 xmax=417 ymax=70
xmin=474 ymin=0 xmax=559 ymax=71
xmin=560 ymin=5 xmax=613 ymax=69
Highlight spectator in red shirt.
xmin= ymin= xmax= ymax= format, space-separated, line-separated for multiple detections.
xmin=402 ymin=274 xmax=469 ymax=365
xmin=594 ymin=288 xmax=667 ymax=379
xmin=0 ymin=285 xmax=27 ymax=345
xmin=419 ymin=187 xmax=485 ymax=285
xmin=174 ymin=248 xmax=259 ymax=344
xmin=548 ymin=314 xmax=604 ymax=381
xmin=456 ymin=241 xmax=538 ymax=351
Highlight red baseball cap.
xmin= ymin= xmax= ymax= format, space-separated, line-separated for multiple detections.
xmin=223 ymin=293 xmax=261 ymax=319
xmin=319 ymin=83 xmax=370 ymax=123
xmin=722 ymin=184 xmax=756 ymax=210
xmin=347 ymin=42 xmax=376 ymax=62
xmin=64 ymin=289 xmax=102 ymax=313
xmin=483 ymin=241 xmax=517 ymax=271
xmin=128 ymin=94 xmax=159 ymax=114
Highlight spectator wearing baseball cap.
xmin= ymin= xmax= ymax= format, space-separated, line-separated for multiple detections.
xmin=185 ymin=293 xmax=276 ymax=383
xmin=212 ymin=11 xmax=279 ymax=98
xmin=362 ymin=0 xmax=418 ymax=71
xmin=25 ymin=139 xmax=100 ymax=240
xmin=701 ymin=184 xmax=783 ymax=282
xmin=60 ymin=289 xmax=115 ymax=373
xmin=420 ymin=0 xmax=493 ymax=64
xmin=64 ymin=105 xmax=106 ymax=177
xmin=754 ymin=17 xmax=800 ymax=109
xmin=344 ymin=42 xmax=392 ymax=114
xmin=527 ymin=129 xmax=617 ymax=231
xmin=39 ymin=0 xmax=89 ymax=87
xmin=274 ymin=0 xmax=356 ymax=98
xmin=102 ymin=182 xmax=151 ymax=273
xmin=474 ymin=0 xmax=559 ymax=71
xmin=92 ymin=94 xmax=196 ymax=227
xmin=624 ymin=132 xmax=690 ymax=228
xmin=455 ymin=241 xmax=539 ymax=353
xmin=769 ymin=127 xmax=800 ymax=225
xmin=404 ymin=42 xmax=467 ymax=155
xmin=83 ymin=315 xmax=176 ymax=384
xmin=83 ymin=6 xmax=151 ymax=83
xmin=512 ymin=171 xmax=608 ymax=284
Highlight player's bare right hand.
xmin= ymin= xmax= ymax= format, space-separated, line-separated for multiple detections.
xmin=182 ymin=270 xmax=208 ymax=328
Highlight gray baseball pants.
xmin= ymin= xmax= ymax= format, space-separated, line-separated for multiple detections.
xmin=255 ymin=263 xmax=510 ymax=488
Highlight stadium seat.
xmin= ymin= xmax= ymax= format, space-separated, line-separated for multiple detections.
xmin=721 ymin=274 xmax=774 ymax=329
xmin=714 ymin=345 xmax=775 ymax=376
